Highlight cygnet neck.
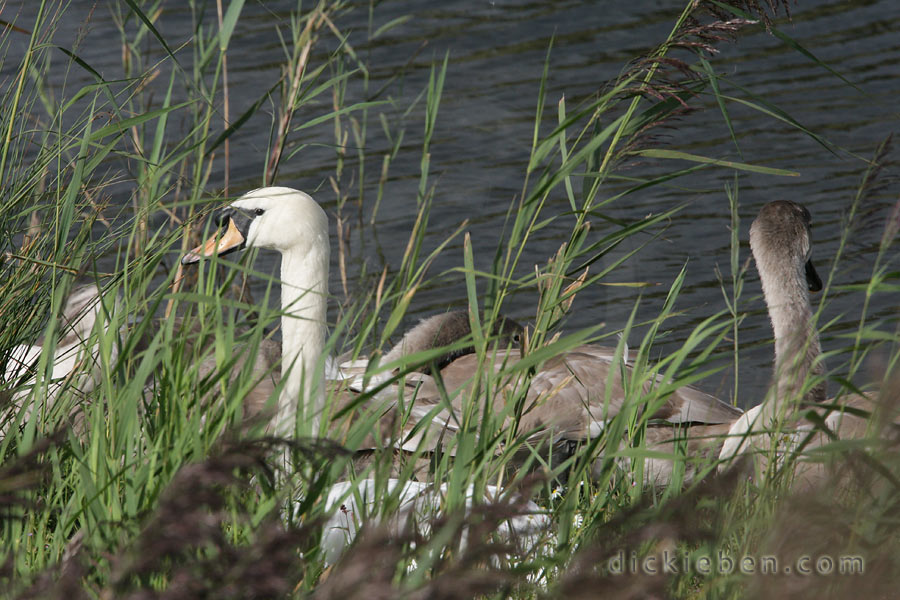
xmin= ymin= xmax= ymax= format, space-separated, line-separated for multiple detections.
xmin=753 ymin=236 xmax=825 ymax=414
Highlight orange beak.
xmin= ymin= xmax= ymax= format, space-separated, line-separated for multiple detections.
xmin=181 ymin=218 xmax=245 ymax=265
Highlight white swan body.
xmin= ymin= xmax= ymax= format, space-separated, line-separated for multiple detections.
xmin=319 ymin=479 xmax=548 ymax=565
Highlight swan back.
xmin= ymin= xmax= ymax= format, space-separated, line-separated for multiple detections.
xmin=319 ymin=479 xmax=548 ymax=565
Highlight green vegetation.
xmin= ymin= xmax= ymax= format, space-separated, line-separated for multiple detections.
xmin=1 ymin=0 xmax=898 ymax=597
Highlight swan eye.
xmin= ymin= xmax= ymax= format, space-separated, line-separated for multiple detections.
xmin=254 ymin=208 xmax=265 ymax=216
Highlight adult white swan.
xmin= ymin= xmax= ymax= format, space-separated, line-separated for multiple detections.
xmin=184 ymin=187 xmax=331 ymax=437
xmin=183 ymin=186 xmax=548 ymax=560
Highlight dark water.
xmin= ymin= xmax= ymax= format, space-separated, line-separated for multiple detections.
xmin=6 ymin=0 xmax=900 ymax=407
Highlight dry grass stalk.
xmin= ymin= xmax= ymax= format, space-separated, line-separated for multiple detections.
xmin=265 ymin=8 xmax=328 ymax=184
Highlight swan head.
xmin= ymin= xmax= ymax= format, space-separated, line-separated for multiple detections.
xmin=750 ymin=200 xmax=822 ymax=293
xmin=182 ymin=187 xmax=328 ymax=264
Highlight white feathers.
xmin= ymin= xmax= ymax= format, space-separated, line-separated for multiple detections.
xmin=718 ymin=404 xmax=764 ymax=465
xmin=2 ymin=284 xmax=119 ymax=435
xmin=318 ymin=478 xmax=549 ymax=565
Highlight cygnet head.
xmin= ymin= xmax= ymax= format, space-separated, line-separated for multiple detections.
xmin=182 ymin=187 xmax=328 ymax=263
xmin=383 ymin=311 xmax=524 ymax=371
xmin=420 ymin=311 xmax=524 ymax=354
xmin=749 ymin=200 xmax=822 ymax=294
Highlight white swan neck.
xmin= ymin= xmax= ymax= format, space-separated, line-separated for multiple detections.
xmin=277 ymin=241 xmax=329 ymax=437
